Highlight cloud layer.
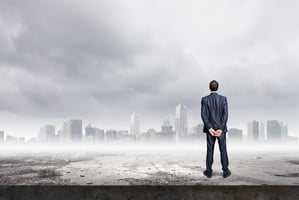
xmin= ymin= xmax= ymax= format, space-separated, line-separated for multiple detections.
xmin=0 ymin=0 xmax=299 ymax=136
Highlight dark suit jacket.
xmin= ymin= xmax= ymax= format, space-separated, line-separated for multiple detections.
xmin=201 ymin=92 xmax=228 ymax=134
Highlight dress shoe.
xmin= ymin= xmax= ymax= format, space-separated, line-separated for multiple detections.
xmin=223 ymin=169 xmax=231 ymax=178
xmin=203 ymin=170 xmax=212 ymax=178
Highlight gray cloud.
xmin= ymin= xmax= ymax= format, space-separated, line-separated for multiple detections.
xmin=0 ymin=0 xmax=298 ymax=137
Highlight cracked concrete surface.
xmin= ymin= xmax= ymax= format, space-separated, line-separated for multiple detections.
xmin=0 ymin=145 xmax=298 ymax=185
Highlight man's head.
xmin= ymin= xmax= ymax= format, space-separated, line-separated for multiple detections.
xmin=209 ymin=80 xmax=219 ymax=91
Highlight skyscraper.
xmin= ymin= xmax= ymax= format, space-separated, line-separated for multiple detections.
xmin=116 ymin=130 xmax=129 ymax=141
xmin=161 ymin=118 xmax=173 ymax=133
xmin=147 ymin=128 xmax=157 ymax=143
xmin=6 ymin=135 xmax=17 ymax=144
xmin=192 ymin=123 xmax=205 ymax=141
xmin=267 ymin=120 xmax=282 ymax=143
xmin=95 ymin=129 xmax=105 ymax=143
xmin=259 ymin=122 xmax=265 ymax=143
xmin=38 ymin=125 xmax=56 ymax=143
xmin=85 ymin=124 xmax=96 ymax=143
xmin=85 ymin=124 xmax=96 ymax=138
xmin=228 ymin=128 xmax=243 ymax=143
xmin=130 ymin=112 xmax=140 ymax=136
xmin=106 ymin=129 xmax=117 ymax=142
xmin=247 ymin=120 xmax=260 ymax=143
xmin=58 ymin=122 xmax=67 ymax=143
xmin=175 ymin=103 xmax=188 ymax=143
xmin=65 ymin=119 xmax=83 ymax=143
xmin=282 ymin=123 xmax=288 ymax=139
xmin=160 ymin=118 xmax=175 ymax=142
xmin=0 ymin=131 xmax=4 ymax=143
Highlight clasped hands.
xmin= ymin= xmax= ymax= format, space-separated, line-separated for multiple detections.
xmin=209 ymin=128 xmax=222 ymax=137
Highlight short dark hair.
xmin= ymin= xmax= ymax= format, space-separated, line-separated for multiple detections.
xmin=209 ymin=80 xmax=219 ymax=91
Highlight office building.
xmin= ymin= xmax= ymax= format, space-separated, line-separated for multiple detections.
xmin=130 ymin=112 xmax=140 ymax=136
xmin=6 ymin=135 xmax=17 ymax=144
xmin=139 ymin=132 xmax=151 ymax=142
xmin=259 ymin=122 xmax=265 ymax=143
xmin=116 ymin=130 xmax=129 ymax=141
xmin=192 ymin=123 xmax=205 ymax=141
xmin=175 ymin=103 xmax=188 ymax=143
xmin=160 ymin=118 xmax=175 ymax=142
xmin=65 ymin=119 xmax=83 ymax=143
xmin=106 ymin=129 xmax=117 ymax=142
xmin=39 ymin=125 xmax=56 ymax=143
xmin=228 ymin=128 xmax=243 ymax=143
xmin=267 ymin=120 xmax=282 ymax=143
xmin=0 ymin=131 xmax=4 ymax=143
xmin=95 ymin=129 xmax=105 ymax=142
xmin=147 ymin=128 xmax=158 ymax=143
xmin=247 ymin=120 xmax=260 ymax=142
xmin=282 ymin=123 xmax=288 ymax=139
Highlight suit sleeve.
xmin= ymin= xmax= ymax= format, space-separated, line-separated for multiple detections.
xmin=201 ymin=98 xmax=213 ymax=131
xmin=221 ymin=97 xmax=228 ymax=131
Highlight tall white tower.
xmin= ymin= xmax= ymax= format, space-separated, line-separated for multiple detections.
xmin=130 ymin=112 xmax=140 ymax=136
xmin=175 ymin=103 xmax=188 ymax=143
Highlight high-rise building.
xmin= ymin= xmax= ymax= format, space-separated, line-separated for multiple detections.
xmin=267 ymin=120 xmax=282 ymax=143
xmin=192 ymin=123 xmax=205 ymax=141
xmin=58 ymin=122 xmax=68 ymax=143
xmin=161 ymin=118 xmax=173 ymax=133
xmin=175 ymin=103 xmax=188 ymax=143
xmin=0 ymin=131 xmax=4 ymax=143
xmin=39 ymin=125 xmax=56 ymax=143
xmin=282 ymin=123 xmax=288 ymax=139
xmin=160 ymin=118 xmax=175 ymax=142
xmin=147 ymin=128 xmax=157 ymax=143
xmin=116 ymin=130 xmax=129 ymax=141
xmin=85 ymin=124 xmax=96 ymax=138
xmin=95 ymin=129 xmax=105 ymax=143
xmin=130 ymin=112 xmax=140 ymax=136
xmin=259 ymin=122 xmax=265 ymax=143
xmin=106 ymin=129 xmax=117 ymax=142
xmin=139 ymin=132 xmax=151 ymax=142
xmin=65 ymin=119 xmax=83 ymax=143
xmin=247 ymin=120 xmax=260 ymax=142
xmin=228 ymin=128 xmax=243 ymax=143
xmin=6 ymin=135 xmax=17 ymax=144
xmin=85 ymin=124 xmax=96 ymax=143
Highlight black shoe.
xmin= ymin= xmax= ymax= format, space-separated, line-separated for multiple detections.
xmin=203 ymin=170 xmax=212 ymax=178
xmin=223 ymin=169 xmax=231 ymax=178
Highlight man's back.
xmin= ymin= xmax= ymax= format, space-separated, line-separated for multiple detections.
xmin=201 ymin=92 xmax=228 ymax=134
xmin=201 ymin=80 xmax=230 ymax=178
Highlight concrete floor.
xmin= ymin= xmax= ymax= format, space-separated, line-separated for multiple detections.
xmin=0 ymin=144 xmax=298 ymax=185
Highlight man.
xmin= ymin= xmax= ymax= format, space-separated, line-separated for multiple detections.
xmin=201 ymin=80 xmax=231 ymax=178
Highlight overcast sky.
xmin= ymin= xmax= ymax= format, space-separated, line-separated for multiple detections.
xmin=0 ymin=0 xmax=299 ymax=138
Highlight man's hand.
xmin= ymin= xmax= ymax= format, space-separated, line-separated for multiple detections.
xmin=208 ymin=128 xmax=216 ymax=136
xmin=214 ymin=129 xmax=222 ymax=137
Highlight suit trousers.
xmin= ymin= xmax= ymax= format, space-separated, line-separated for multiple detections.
xmin=206 ymin=132 xmax=229 ymax=173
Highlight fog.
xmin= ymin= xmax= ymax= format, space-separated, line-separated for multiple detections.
xmin=0 ymin=143 xmax=298 ymax=154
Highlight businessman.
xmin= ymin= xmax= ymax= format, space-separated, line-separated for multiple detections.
xmin=201 ymin=80 xmax=231 ymax=178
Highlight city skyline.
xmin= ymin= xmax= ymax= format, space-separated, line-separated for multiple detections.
xmin=1 ymin=107 xmax=295 ymax=139
xmin=1 ymin=118 xmax=297 ymax=145
xmin=0 ymin=104 xmax=297 ymax=144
